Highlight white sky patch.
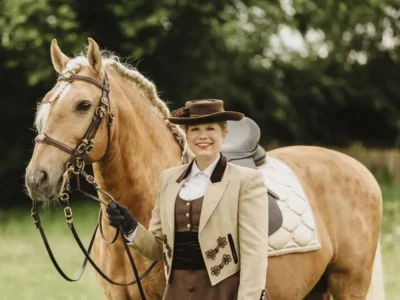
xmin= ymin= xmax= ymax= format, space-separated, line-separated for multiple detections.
xmin=347 ymin=50 xmax=368 ymax=65
xmin=280 ymin=0 xmax=295 ymax=17
xmin=305 ymin=29 xmax=330 ymax=58
xmin=265 ymin=25 xmax=331 ymax=63
xmin=384 ymin=5 xmax=400 ymax=19
xmin=35 ymin=102 xmax=51 ymax=133
xmin=380 ymin=23 xmax=400 ymax=50
xmin=268 ymin=25 xmax=309 ymax=59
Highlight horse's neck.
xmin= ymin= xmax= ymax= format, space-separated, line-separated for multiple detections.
xmin=93 ymin=69 xmax=182 ymax=225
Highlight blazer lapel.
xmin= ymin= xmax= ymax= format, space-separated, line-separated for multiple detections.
xmin=199 ymin=179 xmax=230 ymax=232
xmin=164 ymin=161 xmax=195 ymax=230
xmin=199 ymin=155 xmax=230 ymax=232
xmin=165 ymin=180 xmax=185 ymax=231
xmin=170 ymin=154 xmax=230 ymax=232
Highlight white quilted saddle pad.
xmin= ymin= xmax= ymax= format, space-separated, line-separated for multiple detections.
xmin=258 ymin=155 xmax=322 ymax=257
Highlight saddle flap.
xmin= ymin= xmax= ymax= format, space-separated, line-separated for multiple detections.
xmin=268 ymin=190 xmax=283 ymax=236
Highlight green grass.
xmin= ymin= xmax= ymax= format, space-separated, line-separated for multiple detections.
xmin=0 ymin=202 xmax=104 ymax=300
xmin=1 ymin=182 xmax=399 ymax=300
xmin=380 ymin=183 xmax=400 ymax=300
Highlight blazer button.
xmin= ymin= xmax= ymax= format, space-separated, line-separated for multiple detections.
xmin=187 ymin=224 xmax=191 ymax=228
xmin=186 ymin=213 xmax=189 ymax=217
xmin=188 ymin=285 xmax=195 ymax=293
xmin=186 ymin=202 xmax=190 ymax=206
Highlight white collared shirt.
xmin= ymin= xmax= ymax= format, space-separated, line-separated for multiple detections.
xmin=179 ymin=154 xmax=220 ymax=200
xmin=126 ymin=154 xmax=220 ymax=242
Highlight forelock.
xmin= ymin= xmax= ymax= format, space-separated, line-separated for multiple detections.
xmin=34 ymin=102 xmax=51 ymax=133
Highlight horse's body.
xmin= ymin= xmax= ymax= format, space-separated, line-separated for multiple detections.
xmin=25 ymin=39 xmax=384 ymax=299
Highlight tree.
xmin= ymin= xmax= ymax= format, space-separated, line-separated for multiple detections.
xmin=1 ymin=0 xmax=399 ymax=206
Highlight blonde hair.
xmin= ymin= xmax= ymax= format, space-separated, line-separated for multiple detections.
xmin=183 ymin=121 xmax=228 ymax=137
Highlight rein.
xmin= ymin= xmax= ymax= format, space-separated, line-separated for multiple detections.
xmin=32 ymin=71 xmax=157 ymax=300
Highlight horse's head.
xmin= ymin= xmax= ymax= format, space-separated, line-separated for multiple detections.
xmin=25 ymin=38 xmax=111 ymax=203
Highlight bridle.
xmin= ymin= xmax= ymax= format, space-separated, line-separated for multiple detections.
xmin=32 ymin=70 xmax=157 ymax=300
xmin=35 ymin=71 xmax=114 ymax=199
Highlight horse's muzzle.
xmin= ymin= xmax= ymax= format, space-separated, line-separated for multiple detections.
xmin=25 ymin=165 xmax=63 ymax=201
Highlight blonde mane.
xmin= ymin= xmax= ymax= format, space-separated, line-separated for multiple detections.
xmin=103 ymin=55 xmax=188 ymax=155
xmin=36 ymin=52 xmax=189 ymax=156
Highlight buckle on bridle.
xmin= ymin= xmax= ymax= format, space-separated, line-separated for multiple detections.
xmin=31 ymin=207 xmax=41 ymax=228
xmin=109 ymin=112 xmax=115 ymax=125
xmin=60 ymin=192 xmax=70 ymax=201
xmin=64 ymin=206 xmax=73 ymax=224
xmin=77 ymin=139 xmax=88 ymax=154
xmin=95 ymin=106 xmax=106 ymax=116
xmin=73 ymin=158 xmax=85 ymax=174
xmin=86 ymin=175 xmax=96 ymax=184
xmin=86 ymin=140 xmax=94 ymax=153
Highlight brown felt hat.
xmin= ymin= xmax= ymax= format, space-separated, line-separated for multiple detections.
xmin=168 ymin=99 xmax=244 ymax=125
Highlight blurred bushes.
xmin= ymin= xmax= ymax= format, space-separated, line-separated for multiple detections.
xmin=1 ymin=0 xmax=399 ymax=206
xmin=342 ymin=143 xmax=400 ymax=184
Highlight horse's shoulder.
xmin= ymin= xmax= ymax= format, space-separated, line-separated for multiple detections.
xmin=160 ymin=164 xmax=187 ymax=180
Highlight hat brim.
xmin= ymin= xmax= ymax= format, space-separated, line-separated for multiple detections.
xmin=168 ymin=111 xmax=244 ymax=125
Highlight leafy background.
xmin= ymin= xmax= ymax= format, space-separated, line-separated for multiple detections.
xmin=0 ymin=0 xmax=399 ymax=298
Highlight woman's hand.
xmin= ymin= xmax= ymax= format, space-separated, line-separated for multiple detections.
xmin=106 ymin=202 xmax=138 ymax=235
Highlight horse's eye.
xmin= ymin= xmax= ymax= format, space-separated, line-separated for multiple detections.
xmin=76 ymin=101 xmax=92 ymax=112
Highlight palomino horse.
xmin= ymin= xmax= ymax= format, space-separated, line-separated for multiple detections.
xmin=25 ymin=38 xmax=384 ymax=300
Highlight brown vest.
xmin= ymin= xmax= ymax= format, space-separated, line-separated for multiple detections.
xmin=172 ymin=194 xmax=205 ymax=270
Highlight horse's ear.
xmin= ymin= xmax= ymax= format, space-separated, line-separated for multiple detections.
xmin=50 ymin=39 xmax=70 ymax=73
xmin=87 ymin=38 xmax=103 ymax=78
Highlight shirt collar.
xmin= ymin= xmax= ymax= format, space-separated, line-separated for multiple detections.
xmin=189 ymin=154 xmax=221 ymax=179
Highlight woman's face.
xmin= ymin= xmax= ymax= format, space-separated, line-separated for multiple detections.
xmin=186 ymin=123 xmax=225 ymax=161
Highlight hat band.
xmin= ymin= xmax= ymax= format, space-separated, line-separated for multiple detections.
xmin=190 ymin=108 xmax=223 ymax=116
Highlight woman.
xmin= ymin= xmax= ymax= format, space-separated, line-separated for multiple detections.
xmin=107 ymin=99 xmax=270 ymax=299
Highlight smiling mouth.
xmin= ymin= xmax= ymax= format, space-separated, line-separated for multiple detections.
xmin=196 ymin=143 xmax=212 ymax=149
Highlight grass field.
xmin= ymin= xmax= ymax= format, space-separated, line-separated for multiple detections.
xmin=1 ymin=182 xmax=399 ymax=300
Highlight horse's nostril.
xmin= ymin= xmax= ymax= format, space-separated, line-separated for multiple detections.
xmin=38 ymin=170 xmax=48 ymax=185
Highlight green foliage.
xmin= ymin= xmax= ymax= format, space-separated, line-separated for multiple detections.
xmin=1 ymin=0 xmax=83 ymax=85
xmin=1 ymin=0 xmax=399 ymax=205
xmin=380 ymin=182 xmax=400 ymax=299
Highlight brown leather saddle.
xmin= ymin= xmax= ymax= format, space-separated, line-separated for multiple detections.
xmin=221 ymin=117 xmax=283 ymax=236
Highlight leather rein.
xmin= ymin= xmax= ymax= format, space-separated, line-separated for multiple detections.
xmin=32 ymin=71 xmax=157 ymax=300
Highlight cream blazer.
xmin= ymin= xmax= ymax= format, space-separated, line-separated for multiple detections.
xmin=129 ymin=156 xmax=269 ymax=299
